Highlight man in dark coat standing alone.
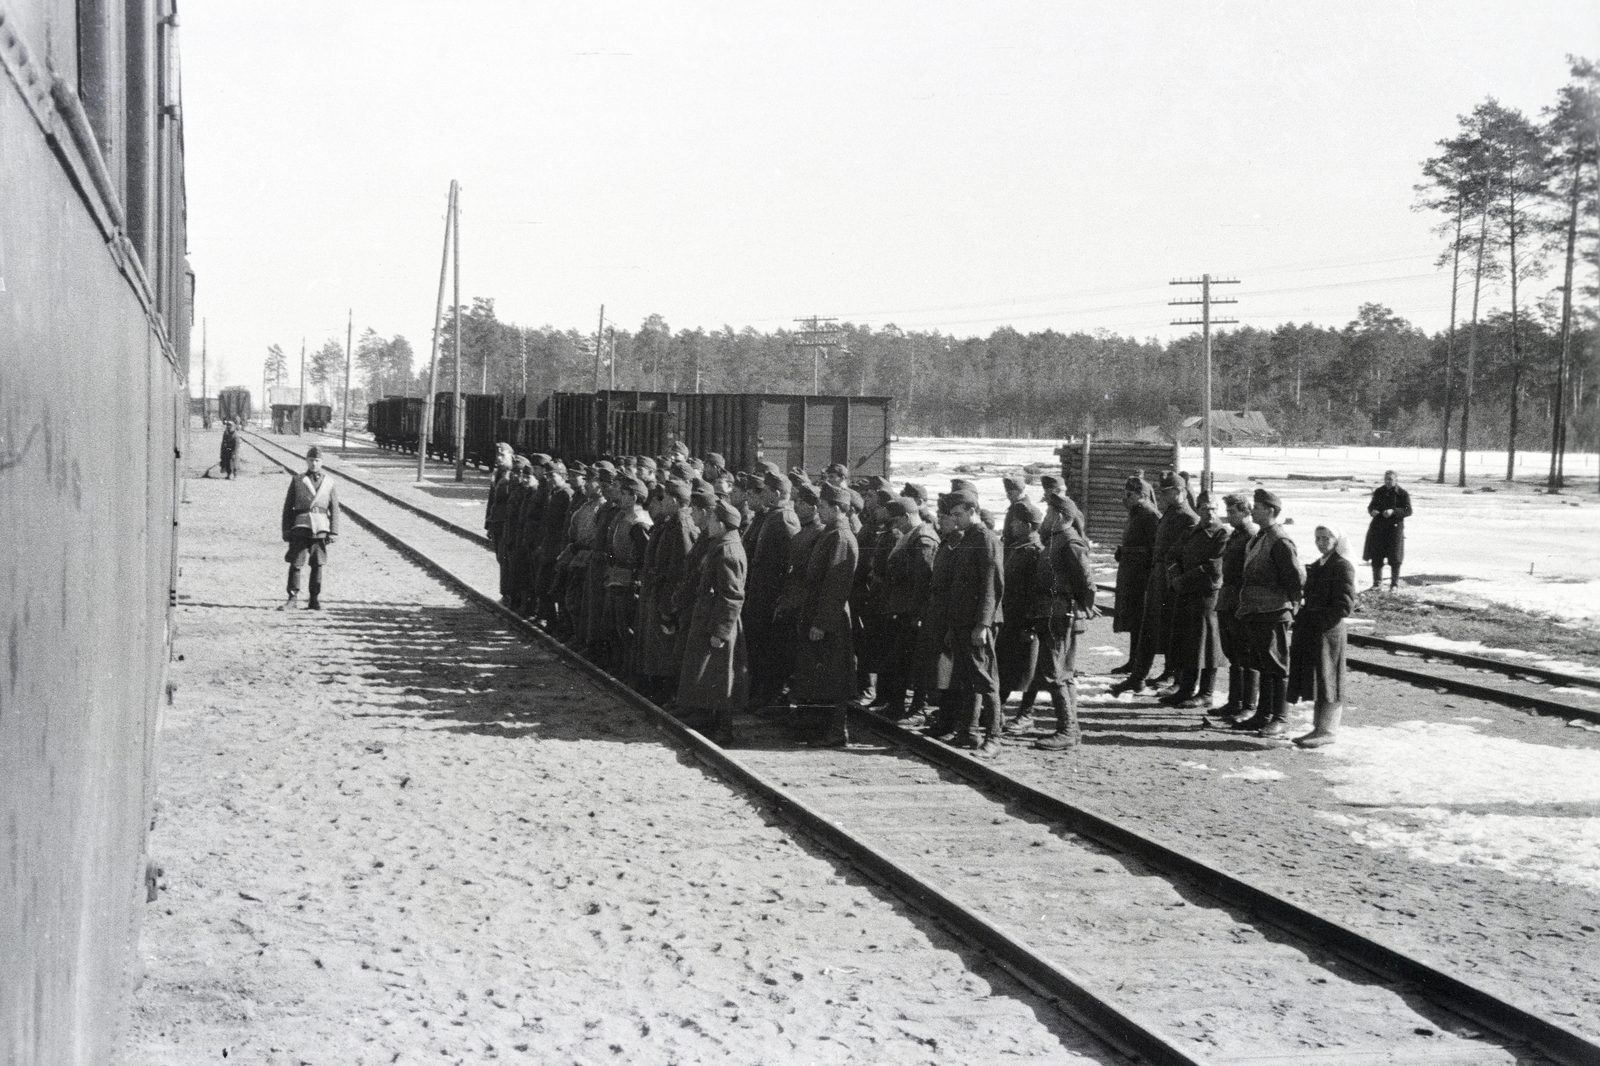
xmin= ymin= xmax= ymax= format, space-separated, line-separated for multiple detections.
xmin=1362 ymin=469 xmax=1412 ymax=591
xmin=280 ymin=446 xmax=340 ymax=611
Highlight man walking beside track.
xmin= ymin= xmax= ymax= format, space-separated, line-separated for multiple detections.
xmin=280 ymin=446 xmax=340 ymax=611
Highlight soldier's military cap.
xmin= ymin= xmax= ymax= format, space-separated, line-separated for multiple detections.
xmin=886 ymin=497 xmax=918 ymax=518
xmin=512 ymin=455 xmax=532 ymax=470
xmin=788 ymin=467 xmax=813 ymax=486
xmin=1039 ymin=473 xmax=1065 ymax=495
xmin=1002 ymin=475 xmax=1024 ymax=494
xmin=1158 ymin=470 xmax=1182 ymax=491
xmin=794 ymin=484 xmax=820 ymax=505
xmin=712 ymin=497 xmax=742 ymax=528
xmin=899 ymin=482 xmax=927 ymax=504
xmin=935 ymin=492 xmax=954 ymax=514
xmin=950 ymin=478 xmax=978 ymax=494
xmin=592 ymin=459 xmax=617 ymax=474
xmin=761 ymin=470 xmax=786 ymax=492
xmin=1253 ymin=487 xmax=1283 ymax=510
xmin=818 ymin=481 xmax=848 ymax=506
xmin=1007 ymin=499 xmax=1043 ymax=526
xmin=1223 ymin=491 xmax=1250 ymax=509
xmin=863 ymin=475 xmax=890 ymax=492
xmin=825 ymin=462 xmax=849 ymax=477
xmin=668 ymin=460 xmax=693 ymax=480
xmin=1125 ymin=475 xmax=1150 ymax=493
xmin=618 ymin=474 xmax=647 ymax=497
xmin=669 ymin=440 xmax=690 ymax=457
xmin=949 ymin=488 xmax=981 ymax=510
xmin=662 ymin=478 xmax=691 ymax=502
xmin=637 ymin=456 xmax=657 ymax=471
xmin=549 ymin=460 xmax=568 ymax=476
xmin=568 ymin=461 xmax=589 ymax=476
xmin=531 ymin=452 xmax=553 ymax=468
xmin=733 ymin=471 xmax=752 ymax=490
xmin=705 ymin=452 xmax=727 ymax=469
xmin=690 ymin=483 xmax=717 ymax=508
xmin=305 ymin=445 xmax=321 ymax=459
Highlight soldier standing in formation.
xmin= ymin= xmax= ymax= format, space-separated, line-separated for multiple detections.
xmin=1110 ymin=472 xmax=1198 ymax=696
xmin=1160 ymin=490 xmax=1229 ymax=709
xmin=1211 ymin=493 xmax=1259 ymax=726
xmin=1110 ymin=477 xmax=1159 ymax=674
xmin=1231 ymin=489 xmax=1305 ymax=737
xmin=1030 ymin=490 xmax=1096 ymax=750
xmin=675 ymin=495 xmax=748 ymax=747
xmin=789 ymin=482 xmax=860 ymax=747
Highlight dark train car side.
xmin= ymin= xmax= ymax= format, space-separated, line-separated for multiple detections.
xmin=1 ymin=2 xmax=191 ymax=1062
xmin=218 ymin=385 xmax=252 ymax=425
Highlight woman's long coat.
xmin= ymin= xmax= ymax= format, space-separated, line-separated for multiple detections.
xmin=637 ymin=512 xmax=698 ymax=679
xmin=1168 ymin=518 xmax=1229 ymax=672
xmin=676 ymin=529 xmax=750 ymax=713
xmin=1288 ymin=553 xmax=1357 ymax=706
xmin=789 ymin=515 xmax=859 ymax=704
xmin=1362 ymin=485 xmax=1412 ymax=565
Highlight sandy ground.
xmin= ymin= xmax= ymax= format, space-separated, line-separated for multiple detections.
xmin=118 ymin=444 xmax=1105 ymax=1064
xmin=894 ymin=438 xmax=1600 ymax=625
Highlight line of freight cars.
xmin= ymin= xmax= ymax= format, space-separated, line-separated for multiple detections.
xmin=368 ymin=390 xmax=892 ymax=477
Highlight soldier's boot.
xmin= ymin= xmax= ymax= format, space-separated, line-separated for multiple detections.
xmin=1294 ymin=702 xmax=1342 ymax=748
xmin=1389 ymin=565 xmax=1401 ymax=591
xmin=1003 ymin=688 xmax=1039 ymax=735
xmin=1107 ymin=675 xmax=1148 ymax=697
xmin=950 ymin=694 xmax=984 ymax=750
xmin=1231 ymin=674 xmax=1273 ymax=732
xmin=923 ymin=693 xmax=961 ymax=740
xmin=1370 ymin=563 xmax=1383 ymax=591
xmin=1034 ymin=687 xmax=1081 ymax=751
xmin=810 ymin=704 xmax=850 ymax=748
xmin=1174 ymin=669 xmax=1216 ymax=709
xmin=709 ymin=707 xmax=736 ymax=748
xmin=1214 ymin=665 xmax=1245 ymax=718
xmin=1158 ymin=669 xmax=1198 ymax=706
xmin=278 ymin=595 xmax=298 ymax=611
xmin=1258 ymin=678 xmax=1292 ymax=738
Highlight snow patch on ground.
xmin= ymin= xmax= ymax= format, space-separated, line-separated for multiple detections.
xmin=1318 ymin=721 xmax=1600 ymax=806
xmin=1346 ymin=810 xmax=1600 ymax=895
xmin=1221 ymin=767 xmax=1284 ymax=782
xmin=1312 ymin=721 xmax=1600 ymax=891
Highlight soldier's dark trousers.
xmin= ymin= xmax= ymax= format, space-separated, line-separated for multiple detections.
xmin=1036 ymin=618 xmax=1080 ymax=734
xmin=287 ymin=563 xmax=322 ymax=602
xmin=877 ymin=614 xmax=919 ymax=714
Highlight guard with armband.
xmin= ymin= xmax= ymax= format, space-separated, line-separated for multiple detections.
xmin=280 ymin=446 xmax=341 ymax=611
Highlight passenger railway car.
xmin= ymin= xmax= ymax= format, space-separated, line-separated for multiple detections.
xmin=1 ymin=1 xmax=191 ymax=1060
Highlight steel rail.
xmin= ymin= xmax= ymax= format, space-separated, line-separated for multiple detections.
xmin=244 ymin=429 xmax=491 ymax=549
xmin=1089 ymin=583 xmax=1600 ymax=725
xmin=1346 ymin=632 xmax=1600 ymax=692
xmin=245 ymin=433 xmax=1598 ymax=1064
xmin=239 ymin=435 xmax=1202 ymax=1065
xmin=848 ymin=709 xmax=1600 ymax=1066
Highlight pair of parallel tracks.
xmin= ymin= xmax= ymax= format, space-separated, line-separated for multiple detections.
xmin=239 ymin=430 xmax=1599 ymax=1065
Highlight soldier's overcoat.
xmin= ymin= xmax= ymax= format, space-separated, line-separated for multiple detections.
xmin=676 ymin=528 xmax=750 ymax=713
xmin=789 ymin=514 xmax=859 ymax=704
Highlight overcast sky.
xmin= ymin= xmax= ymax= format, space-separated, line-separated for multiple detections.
xmin=181 ymin=1 xmax=1599 ymax=389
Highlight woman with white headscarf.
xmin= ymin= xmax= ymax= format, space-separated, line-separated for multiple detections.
xmin=1287 ymin=524 xmax=1358 ymax=747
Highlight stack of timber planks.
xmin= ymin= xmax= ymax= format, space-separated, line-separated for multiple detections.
xmin=1057 ymin=438 xmax=1180 ymax=548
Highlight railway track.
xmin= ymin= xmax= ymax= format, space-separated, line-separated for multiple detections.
xmin=240 ymin=429 xmax=1598 ymax=1065
xmin=1088 ymin=585 xmax=1600 ymax=727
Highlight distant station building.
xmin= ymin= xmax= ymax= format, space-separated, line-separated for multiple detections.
xmin=1165 ymin=410 xmax=1276 ymax=447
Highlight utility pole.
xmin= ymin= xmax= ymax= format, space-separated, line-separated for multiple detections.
xmin=452 ymin=184 xmax=465 ymax=482
xmin=341 ymin=308 xmax=353 ymax=452
xmin=200 ymin=318 xmax=208 ymax=428
xmin=419 ymin=180 xmax=456 ymax=483
xmin=593 ymin=305 xmax=605 ymax=392
xmin=1170 ymin=274 xmax=1240 ymax=494
xmin=297 ymin=337 xmax=307 ymax=436
xmin=519 ymin=328 xmax=528 ymax=413
xmin=792 ymin=316 xmax=843 ymax=395
xmin=607 ymin=326 xmax=616 ymax=391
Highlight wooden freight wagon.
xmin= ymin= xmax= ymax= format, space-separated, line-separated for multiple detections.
xmin=303 ymin=404 xmax=333 ymax=431
xmin=218 ymin=387 xmax=252 ymax=425
xmin=429 ymin=393 xmax=504 ymax=468
xmin=368 ymin=397 xmax=426 ymax=452
xmin=569 ymin=390 xmax=893 ymax=477
xmin=494 ymin=417 xmax=552 ymax=456
xmin=1057 ymin=438 xmax=1180 ymax=547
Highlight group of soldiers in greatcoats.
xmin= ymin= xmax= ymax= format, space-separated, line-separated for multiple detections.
xmin=481 ymin=441 xmax=1398 ymax=752
xmin=483 ymin=446 xmax=1098 ymax=755
xmin=1106 ymin=471 xmax=1370 ymax=747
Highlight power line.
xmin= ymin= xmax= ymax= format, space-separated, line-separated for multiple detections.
xmin=1170 ymin=274 xmax=1241 ymax=494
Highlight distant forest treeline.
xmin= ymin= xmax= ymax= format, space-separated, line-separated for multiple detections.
xmin=343 ymin=298 xmax=1596 ymax=454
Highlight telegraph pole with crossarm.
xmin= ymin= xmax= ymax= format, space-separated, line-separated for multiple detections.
xmin=1170 ymin=274 xmax=1240 ymax=494
xmin=792 ymin=316 xmax=846 ymax=395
